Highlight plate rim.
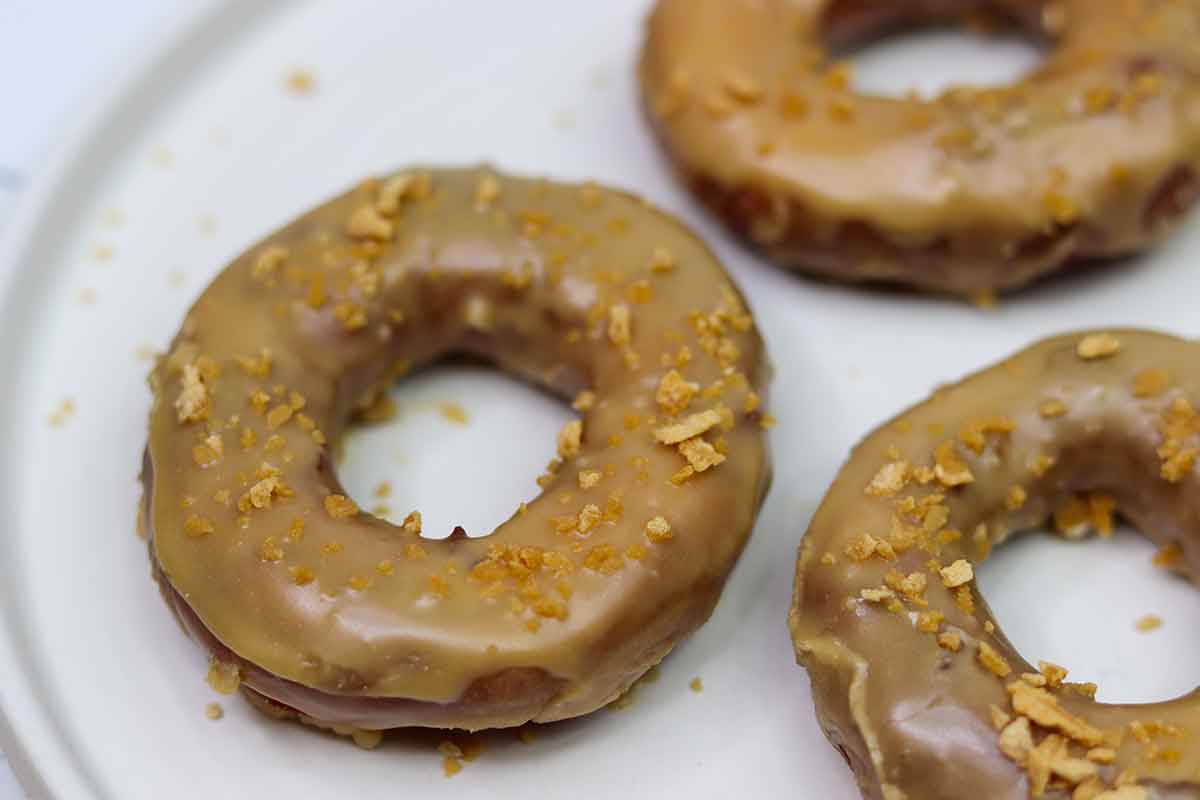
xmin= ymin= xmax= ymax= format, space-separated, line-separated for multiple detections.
xmin=0 ymin=3 xmax=228 ymax=796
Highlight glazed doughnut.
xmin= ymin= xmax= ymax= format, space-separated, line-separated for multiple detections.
xmin=142 ymin=167 xmax=772 ymax=736
xmin=790 ymin=329 xmax=1200 ymax=799
xmin=640 ymin=0 xmax=1200 ymax=295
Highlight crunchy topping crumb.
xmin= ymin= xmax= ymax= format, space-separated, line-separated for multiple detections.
xmin=1006 ymin=485 xmax=1027 ymax=511
xmin=607 ymin=304 xmax=632 ymax=346
xmin=678 ymin=436 xmax=725 ymax=472
xmin=645 ymin=516 xmax=673 ymax=542
xmin=1039 ymin=399 xmax=1068 ymax=419
xmin=934 ymin=441 xmax=974 ymax=487
xmin=649 ymin=246 xmax=676 ymax=273
xmin=403 ymin=511 xmax=422 ymax=535
xmin=284 ymin=68 xmax=315 ymax=94
xmin=376 ymin=173 xmax=415 ymax=215
xmin=176 ymin=364 xmax=211 ymax=423
xmin=1133 ymin=368 xmax=1170 ymax=398
xmin=977 ymin=642 xmax=1012 ymax=677
xmin=439 ymin=402 xmax=468 ymax=425
xmin=1008 ymin=681 xmax=1104 ymax=746
xmin=655 ymin=409 xmax=721 ymax=445
xmin=289 ymin=565 xmax=315 ymax=585
xmin=324 ymin=494 xmax=358 ymax=519
xmin=866 ymin=461 xmax=910 ymax=497
xmin=184 ymin=514 xmax=215 ymax=538
xmin=205 ymin=703 xmax=223 ymax=720
xmin=557 ymin=419 xmax=583 ymax=458
xmin=657 ymin=370 xmax=700 ymax=415
xmin=572 ymin=390 xmax=596 ymax=411
xmin=347 ymin=205 xmax=394 ymax=241
xmin=206 ymin=658 xmax=241 ymax=695
xmin=998 ymin=716 xmax=1034 ymax=764
xmin=474 ymin=174 xmax=501 ymax=209
xmin=578 ymin=470 xmax=602 ymax=489
xmin=1135 ymin=614 xmax=1162 ymax=632
xmin=940 ymin=559 xmax=974 ymax=588
xmin=1076 ymin=334 xmax=1121 ymax=360
xmin=938 ymin=631 xmax=963 ymax=652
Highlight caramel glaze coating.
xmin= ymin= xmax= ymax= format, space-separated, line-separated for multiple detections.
xmin=142 ymin=167 xmax=772 ymax=732
xmin=791 ymin=329 xmax=1200 ymax=799
xmin=641 ymin=0 xmax=1200 ymax=295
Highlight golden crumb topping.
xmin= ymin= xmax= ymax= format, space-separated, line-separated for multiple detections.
xmin=347 ymin=205 xmax=394 ymax=241
xmin=657 ymin=370 xmax=700 ymax=415
xmin=324 ymin=494 xmax=359 ymax=519
xmin=940 ymin=559 xmax=974 ymax=588
xmin=977 ymin=642 xmax=1012 ymax=677
xmin=1007 ymin=682 xmax=1104 ymax=746
xmin=934 ymin=441 xmax=974 ymax=487
xmin=607 ymin=304 xmax=632 ymax=346
xmin=176 ymin=363 xmax=212 ymax=423
xmin=655 ymin=409 xmax=721 ymax=444
xmin=1133 ymin=368 xmax=1170 ymax=398
xmin=1135 ymin=614 xmax=1162 ymax=632
xmin=678 ymin=436 xmax=726 ymax=472
xmin=1076 ymin=334 xmax=1122 ymax=360
xmin=866 ymin=461 xmax=910 ymax=497
xmin=645 ymin=516 xmax=673 ymax=542
xmin=206 ymin=658 xmax=241 ymax=695
xmin=557 ymin=419 xmax=583 ymax=458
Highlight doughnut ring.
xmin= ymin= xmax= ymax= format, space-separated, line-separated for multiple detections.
xmin=142 ymin=167 xmax=772 ymax=737
xmin=640 ymin=0 xmax=1200 ymax=296
xmin=790 ymin=329 xmax=1200 ymax=799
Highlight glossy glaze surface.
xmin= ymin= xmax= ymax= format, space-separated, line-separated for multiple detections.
xmin=641 ymin=0 xmax=1200 ymax=294
xmin=792 ymin=329 xmax=1200 ymax=799
xmin=143 ymin=167 xmax=772 ymax=731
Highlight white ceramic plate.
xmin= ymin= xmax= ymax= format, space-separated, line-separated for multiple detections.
xmin=3 ymin=3 xmax=1200 ymax=798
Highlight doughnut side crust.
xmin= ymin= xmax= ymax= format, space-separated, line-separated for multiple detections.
xmin=641 ymin=0 xmax=1200 ymax=294
xmin=791 ymin=329 xmax=1200 ymax=798
xmin=143 ymin=168 xmax=772 ymax=730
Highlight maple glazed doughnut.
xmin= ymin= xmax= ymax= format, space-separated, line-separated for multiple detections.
xmin=640 ymin=0 xmax=1200 ymax=295
xmin=791 ymin=329 xmax=1200 ymax=799
xmin=142 ymin=167 xmax=772 ymax=737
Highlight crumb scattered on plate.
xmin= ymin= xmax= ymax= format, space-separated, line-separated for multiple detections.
xmin=439 ymin=401 xmax=468 ymax=425
xmin=372 ymin=504 xmax=391 ymax=517
xmin=284 ymin=68 xmax=316 ymax=95
xmin=374 ymin=480 xmax=392 ymax=498
xmin=198 ymin=214 xmax=218 ymax=237
xmin=168 ymin=270 xmax=187 ymax=288
xmin=1136 ymin=614 xmax=1163 ymax=632
xmin=77 ymin=288 xmax=97 ymax=305
xmin=689 ymin=677 xmax=704 ymax=693
xmin=438 ymin=737 xmax=483 ymax=778
xmin=151 ymin=146 xmax=174 ymax=167
xmin=92 ymin=243 xmax=115 ymax=262
xmin=48 ymin=398 xmax=75 ymax=427
xmin=205 ymin=703 xmax=223 ymax=720
xmin=553 ymin=109 xmax=576 ymax=130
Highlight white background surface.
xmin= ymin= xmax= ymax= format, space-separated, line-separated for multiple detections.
xmin=0 ymin=8 xmax=172 ymax=795
xmin=2 ymin=3 xmax=1200 ymax=798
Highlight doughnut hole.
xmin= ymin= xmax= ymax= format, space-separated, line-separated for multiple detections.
xmin=336 ymin=363 xmax=573 ymax=540
xmin=822 ymin=2 xmax=1045 ymax=99
xmin=977 ymin=524 xmax=1200 ymax=704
